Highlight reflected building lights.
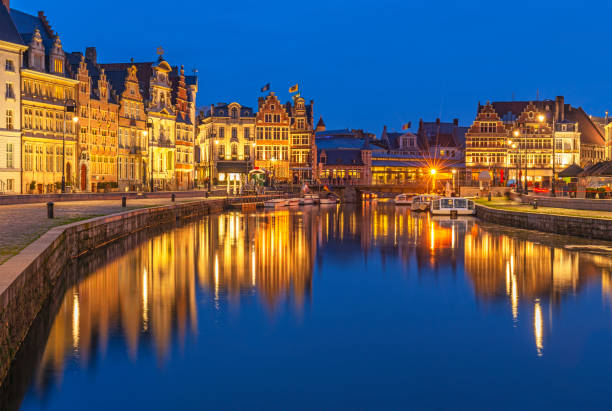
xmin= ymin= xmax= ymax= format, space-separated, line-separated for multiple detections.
xmin=72 ymin=293 xmax=79 ymax=351
xmin=25 ymin=205 xmax=612 ymax=397
xmin=142 ymin=268 xmax=149 ymax=331
xmin=534 ymin=300 xmax=544 ymax=357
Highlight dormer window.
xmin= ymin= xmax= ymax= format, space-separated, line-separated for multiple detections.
xmin=231 ymin=107 xmax=238 ymax=119
xmin=54 ymin=59 xmax=63 ymax=74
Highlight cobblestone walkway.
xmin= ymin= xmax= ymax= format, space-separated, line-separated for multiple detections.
xmin=477 ymin=199 xmax=612 ymax=219
xmin=0 ymin=196 xmax=217 ymax=266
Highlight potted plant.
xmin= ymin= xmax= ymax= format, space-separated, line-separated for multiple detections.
xmin=29 ymin=181 xmax=36 ymax=194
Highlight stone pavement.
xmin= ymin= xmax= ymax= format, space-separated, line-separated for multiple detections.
xmin=0 ymin=196 xmax=222 ymax=266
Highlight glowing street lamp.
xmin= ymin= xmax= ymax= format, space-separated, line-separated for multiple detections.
xmin=430 ymin=168 xmax=437 ymax=193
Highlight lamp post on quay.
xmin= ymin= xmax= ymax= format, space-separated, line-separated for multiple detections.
xmin=146 ymin=120 xmax=153 ymax=192
xmin=62 ymin=99 xmax=78 ymax=193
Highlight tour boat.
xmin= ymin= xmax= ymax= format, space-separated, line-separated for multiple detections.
xmin=430 ymin=197 xmax=476 ymax=215
xmin=264 ymin=199 xmax=288 ymax=208
xmin=299 ymin=196 xmax=314 ymax=205
xmin=319 ymin=197 xmax=337 ymax=205
xmin=394 ymin=193 xmax=414 ymax=205
xmin=410 ymin=195 xmax=437 ymax=212
xmin=308 ymin=194 xmax=320 ymax=204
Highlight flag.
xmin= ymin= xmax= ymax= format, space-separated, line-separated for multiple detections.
xmin=261 ymin=83 xmax=270 ymax=92
xmin=402 ymin=123 xmax=410 ymax=130
xmin=289 ymin=84 xmax=298 ymax=93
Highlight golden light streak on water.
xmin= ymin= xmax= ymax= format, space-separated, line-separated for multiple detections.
xmin=251 ymin=247 xmax=256 ymax=286
xmin=505 ymin=262 xmax=510 ymax=295
xmin=430 ymin=224 xmax=435 ymax=250
xmin=72 ymin=293 xmax=79 ymax=351
xmin=534 ymin=300 xmax=544 ymax=357
xmin=214 ymin=254 xmax=220 ymax=306
xmin=511 ymin=274 xmax=518 ymax=322
xmin=143 ymin=267 xmax=149 ymax=331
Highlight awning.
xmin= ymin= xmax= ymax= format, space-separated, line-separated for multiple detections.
xmin=558 ymin=164 xmax=583 ymax=177
xmin=216 ymin=161 xmax=249 ymax=173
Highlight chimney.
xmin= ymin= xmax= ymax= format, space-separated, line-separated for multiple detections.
xmin=436 ymin=118 xmax=440 ymax=124
xmin=85 ymin=47 xmax=97 ymax=65
xmin=2 ymin=0 xmax=9 ymax=10
xmin=557 ymin=95 xmax=565 ymax=121
xmin=453 ymin=118 xmax=458 ymax=126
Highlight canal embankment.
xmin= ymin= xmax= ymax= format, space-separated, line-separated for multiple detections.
xmin=475 ymin=200 xmax=612 ymax=241
xmin=0 ymin=194 xmax=282 ymax=385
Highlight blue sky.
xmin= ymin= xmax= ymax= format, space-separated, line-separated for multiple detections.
xmin=12 ymin=0 xmax=612 ymax=134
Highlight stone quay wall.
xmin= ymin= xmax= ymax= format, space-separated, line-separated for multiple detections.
xmin=476 ymin=204 xmax=612 ymax=241
xmin=0 ymin=195 xmax=280 ymax=385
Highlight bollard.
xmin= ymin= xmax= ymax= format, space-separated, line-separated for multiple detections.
xmin=171 ymin=193 xmax=176 ymax=202
xmin=532 ymin=200 xmax=538 ymax=209
xmin=450 ymin=210 xmax=458 ymax=219
xmin=122 ymin=196 xmax=127 ymax=208
xmin=205 ymin=192 xmax=209 ymax=198
xmin=47 ymin=202 xmax=54 ymax=219
xmin=487 ymin=192 xmax=492 ymax=201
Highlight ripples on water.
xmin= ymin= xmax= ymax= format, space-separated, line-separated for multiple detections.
xmin=5 ymin=204 xmax=612 ymax=410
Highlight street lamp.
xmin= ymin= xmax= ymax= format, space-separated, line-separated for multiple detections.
xmin=209 ymin=134 xmax=218 ymax=193
xmin=430 ymin=168 xmax=436 ymax=193
xmin=513 ymin=129 xmax=522 ymax=193
xmin=147 ymin=120 xmax=153 ymax=192
xmin=62 ymin=99 xmax=77 ymax=193
xmin=451 ymin=168 xmax=457 ymax=194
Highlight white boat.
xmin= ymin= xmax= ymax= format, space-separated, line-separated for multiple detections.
xmin=288 ymin=198 xmax=300 ymax=206
xmin=430 ymin=197 xmax=476 ymax=215
xmin=410 ymin=195 xmax=437 ymax=212
xmin=306 ymin=194 xmax=320 ymax=204
xmin=394 ymin=193 xmax=414 ymax=205
xmin=299 ymin=196 xmax=314 ymax=205
xmin=264 ymin=199 xmax=288 ymax=208
xmin=319 ymin=197 xmax=337 ymax=205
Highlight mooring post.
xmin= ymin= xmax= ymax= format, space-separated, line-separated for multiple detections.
xmin=47 ymin=202 xmax=54 ymax=219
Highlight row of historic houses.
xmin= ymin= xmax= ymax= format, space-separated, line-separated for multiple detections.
xmin=194 ymin=92 xmax=317 ymax=190
xmin=0 ymin=3 xmax=197 ymax=194
xmin=465 ymin=96 xmax=609 ymax=188
xmin=0 ymin=2 xmax=317 ymax=194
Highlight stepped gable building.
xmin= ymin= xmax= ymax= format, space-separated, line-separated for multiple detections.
xmin=197 ymin=102 xmax=255 ymax=190
xmin=0 ymin=1 xmax=27 ymax=193
xmin=67 ymin=47 xmax=119 ymax=192
xmin=101 ymin=53 xmax=179 ymax=190
xmin=11 ymin=8 xmax=79 ymax=193
xmin=466 ymin=97 xmax=607 ymax=188
xmin=287 ymin=96 xmax=315 ymax=182
xmin=101 ymin=59 xmax=148 ymax=191
xmin=171 ymin=65 xmax=194 ymax=190
xmin=255 ymin=92 xmax=291 ymax=181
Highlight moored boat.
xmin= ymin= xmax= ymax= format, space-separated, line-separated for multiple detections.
xmin=394 ymin=193 xmax=414 ymax=205
xmin=288 ymin=198 xmax=300 ymax=206
xmin=319 ymin=197 xmax=337 ymax=205
xmin=264 ymin=199 xmax=288 ymax=208
xmin=410 ymin=195 xmax=437 ymax=212
xmin=430 ymin=197 xmax=476 ymax=215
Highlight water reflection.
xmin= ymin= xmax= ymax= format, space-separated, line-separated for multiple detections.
xmin=9 ymin=204 xmax=612 ymax=410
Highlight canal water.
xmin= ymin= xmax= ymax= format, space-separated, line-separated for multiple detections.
xmin=4 ymin=204 xmax=612 ymax=410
